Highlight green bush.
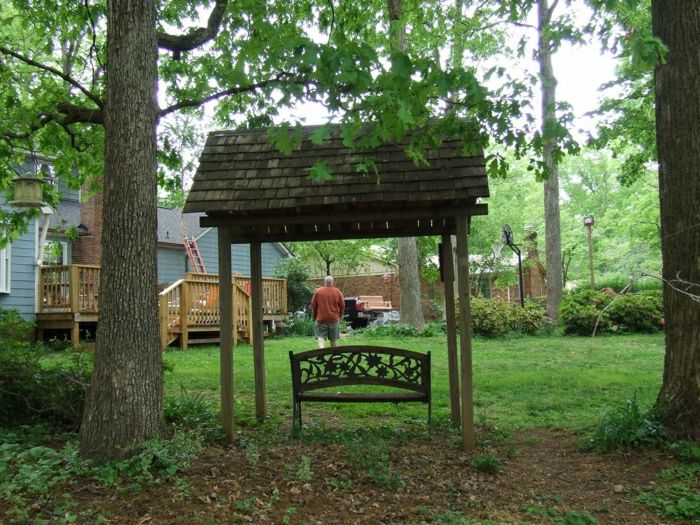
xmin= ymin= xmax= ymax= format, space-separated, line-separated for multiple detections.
xmin=607 ymin=291 xmax=663 ymax=333
xmin=0 ymin=307 xmax=34 ymax=341
xmin=0 ymin=343 xmax=92 ymax=429
xmin=560 ymin=290 xmax=663 ymax=336
xmin=274 ymin=257 xmax=314 ymax=312
xmin=286 ymin=314 xmax=316 ymax=336
xmin=584 ymin=391 xmax=666 ymax=453
xmin=560 ymin=290 xmax=613 ymax=335
xmin=468 ymin=298 xmax=545 ymax=338
xmin=165 ymin=386 xmax=222 ymax=443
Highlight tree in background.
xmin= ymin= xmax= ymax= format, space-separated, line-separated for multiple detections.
xmin=273 ymin=257 xmax=314 ymax=313
xmin=289 ymin=240 xmax=372 ymax=278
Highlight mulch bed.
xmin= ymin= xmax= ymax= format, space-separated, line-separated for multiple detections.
xmin=24 ymin=422 xmax=687 ymax=525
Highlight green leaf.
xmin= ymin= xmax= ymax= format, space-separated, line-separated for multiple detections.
xmin=308 ymin=161 xmax=332 ymax=182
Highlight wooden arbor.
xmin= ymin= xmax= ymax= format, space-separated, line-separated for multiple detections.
xmin=183 ymin=125 xmax=490 ymax=450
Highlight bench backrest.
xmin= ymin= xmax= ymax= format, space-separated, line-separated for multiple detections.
xmin=289 ymin=345 xmax=430 ymax=396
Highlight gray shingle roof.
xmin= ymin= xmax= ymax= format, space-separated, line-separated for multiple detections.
xmin=184 ymin=125 xmax=489 ymax=242
xmin=157 ymin=207 xmax=207 ymax=245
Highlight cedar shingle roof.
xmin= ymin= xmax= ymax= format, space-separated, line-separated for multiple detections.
xmin=184 ymin=125 xmax=489 ymax=242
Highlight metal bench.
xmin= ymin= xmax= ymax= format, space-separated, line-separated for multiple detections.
xmin=289 ymin=345 xmax=431 ymax=432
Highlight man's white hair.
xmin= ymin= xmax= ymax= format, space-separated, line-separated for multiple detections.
xmin=324 ymin=275 xmax=334 ymax=285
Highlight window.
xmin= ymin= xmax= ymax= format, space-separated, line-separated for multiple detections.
xmin=43 ymin=240 xmax=67 ymax=266
xmin=0 ymin=228 xmax=10 ymax=294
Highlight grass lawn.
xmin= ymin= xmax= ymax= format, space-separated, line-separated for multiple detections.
xmin=163 ymin=332 xmax=665 ymax=433
xmin=9 ymin=332 xmax=691 ymax=525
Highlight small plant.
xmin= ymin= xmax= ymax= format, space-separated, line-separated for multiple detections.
xmin=468 ymin=453 xmax=503 ymax=474
xmin=286 ymin=314 xmax=316 ymax=336
xmin=636 ymin=484 xmax=700 ymax=521
xmin=164 ymin=386 xmax=221 ymax=443
xmin=585 ymin=390 xmax=666 ymax=453
xmin=328 ymin=476 xmax=353 ymax=491
xmin=286 ymin=455 xmax=313 ymax=483
xmin=345 ymin=438 xmax=405 ymax=490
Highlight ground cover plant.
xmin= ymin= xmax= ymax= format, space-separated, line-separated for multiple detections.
xmin=2 ymin=332 xmax=697 ymax=524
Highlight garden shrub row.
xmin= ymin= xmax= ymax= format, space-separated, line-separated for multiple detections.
xmin=560 ymin=289 xmax=664 ymax=336
xmin=468 ymin=298 xmax=546 ymax=338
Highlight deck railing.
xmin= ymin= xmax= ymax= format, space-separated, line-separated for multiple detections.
xmin=39 ymin=265 xmax=100 ymax=314
xmin=39 ymin=265 xmax=288 ymax=349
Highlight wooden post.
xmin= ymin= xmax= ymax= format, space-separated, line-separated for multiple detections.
xmin=456 ymin=216 xmax=475 ymax=450
xmin=180 ymin=276 xmax=190 ymax=350
xmin=218 ymin=227 xmax=234 ymax=443
xmin=69 ymin=265 xmax=80 ymax=314
xmin=441 ymin=234 xmax=461 ymax=426
xmin=251 ymin=241 xmax=267 ymax=420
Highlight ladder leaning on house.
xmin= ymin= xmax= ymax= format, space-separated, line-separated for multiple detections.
xmin=183 ymin=235 xmax=207 ymax=274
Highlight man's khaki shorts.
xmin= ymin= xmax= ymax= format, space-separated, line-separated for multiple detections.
xmin=315 ymin=322 xmax=340 ymax=341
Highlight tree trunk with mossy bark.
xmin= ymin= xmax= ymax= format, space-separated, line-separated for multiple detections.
xmin=651 ymin=0 xmax=700 ymax=441
xmin=79 ymin=0 xmax=164 ymax=461
xmin=538 ymin=0 xmax=563 ymax=323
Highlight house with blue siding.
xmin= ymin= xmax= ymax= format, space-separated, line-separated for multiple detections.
xmin=2 ymin=156 xmax=291 ymax=346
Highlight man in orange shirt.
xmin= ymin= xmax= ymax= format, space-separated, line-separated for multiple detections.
xmin=310 ymin=275 xmax=345 ymax=348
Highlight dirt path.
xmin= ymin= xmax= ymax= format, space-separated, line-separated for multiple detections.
xmin=54 ymin=426 xmax=687 ymax=525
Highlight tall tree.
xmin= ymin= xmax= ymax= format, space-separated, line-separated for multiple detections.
xmin=651 ymin=0 xmax=700 ymax=441
xmin=537 ymin=0 xmax=564 ymax=322
xmin=80 ymin=0 xmax=162 ymax=460
xmin=388 ymin=0 xmax=425 ymax=329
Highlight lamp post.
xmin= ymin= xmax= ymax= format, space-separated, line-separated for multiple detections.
xmin=584 ymin=215 xmax=595 ymax=290
xmin=501 ymin=224 xmax=525 ymax=307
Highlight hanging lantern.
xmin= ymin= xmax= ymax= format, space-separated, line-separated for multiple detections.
xmin=11 ymin=176 xmax=45 ymax=207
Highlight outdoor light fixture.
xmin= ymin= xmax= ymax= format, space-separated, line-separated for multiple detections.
xmin=584 ymin=215 xmax=595 ymax=290
xmin=10 ymin=176 xmax=45 ymax=207
xmin=501 ymin=224 xmax=525 ymax=307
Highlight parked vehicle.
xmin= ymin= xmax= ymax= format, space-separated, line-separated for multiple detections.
xmin=343 ymin=295 xmax=393 ymax=329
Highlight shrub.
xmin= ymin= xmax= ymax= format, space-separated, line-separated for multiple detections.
xmin=607 ymin=290 xmax=663 ymax=333
xmin=560 ymin=290 xmax=613 ymax=335
xmin=0 ymin=307 xmax=34 ymax=341
xmin=468 ymin=298 xmax=545 ymax=338
xmin=560 ymin=289 xmax=663 ymax=336
xmin=164 ymin=386 xmax=222 ymax=443
xmin=274 ymin=257 xmax=314 ymax=312
xmin=584 ymin=391 xmax=666 ymax=453
xmin=286 ymin=314 xmax=316 ymax=336
xmin=0 ymin=343 xmax=92 ymax=429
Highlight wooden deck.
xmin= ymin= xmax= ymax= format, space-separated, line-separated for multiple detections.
xmin=37 ymin=265 xmax=287 ymax=349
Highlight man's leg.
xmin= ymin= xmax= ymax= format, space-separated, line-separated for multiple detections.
xmin=315 ymin=322 xmax=327 ymax=349
xmin=329 ymin=322 xmax=340 ymax=347
xmin=317 ymin=336 xmax=325 ymax=349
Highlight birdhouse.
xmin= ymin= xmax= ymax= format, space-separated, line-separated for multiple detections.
xmin=11 ymin=176 xmax=45 ymax=207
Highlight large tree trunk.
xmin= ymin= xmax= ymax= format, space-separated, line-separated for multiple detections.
xmin=652 ymin=1 xmax=700 ymax=442
xmin=388 ymin=0 xmax=425 ymax=329
xmin=398 ymin=236 xmax=425 ymax=328
xmin=538 ymin=0 xmax=563 ymax=322
xmin=80 ymin=0 xmax=164 ymax=461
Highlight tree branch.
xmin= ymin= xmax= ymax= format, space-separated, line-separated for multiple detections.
xmin=0 ymin=46 xmax=103 ymax=108
xmin=158 ymin=74 xmax=315 ymax=118
xmin=57 ymin=102 xmax=104 ymax=124
xmin=157 ymin=0 xmax=229 ymax=56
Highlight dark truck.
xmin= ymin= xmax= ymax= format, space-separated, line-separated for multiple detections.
xmin=343 ymin=295 xmax=394 ymax=329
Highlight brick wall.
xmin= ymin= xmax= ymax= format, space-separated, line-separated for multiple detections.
xmin=72 ymin=190 xmax=103 ymax=265
xmin=310 ymin=273 xmax=446 ymax=320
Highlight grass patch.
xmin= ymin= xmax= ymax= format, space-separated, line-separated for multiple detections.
xmin=160 ymin=333 xmax=664 ymax=433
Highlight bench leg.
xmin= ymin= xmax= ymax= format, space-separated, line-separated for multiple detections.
xmin=428 ymin=400 xmax=432 ymax=433
xmin=291 ymin=400 xmax=302 ymax=436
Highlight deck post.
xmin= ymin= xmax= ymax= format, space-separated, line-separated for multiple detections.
xmin=456 ymin=216 xmax=475 ymax=450
xmin=218 ymin=227 xmax=235 ymax=443
xmin=251 ymin=241 xmax=267 ymax=420
xmin=441 ymin=234 xmax=461 ymax=426
xmin=180 ymin=276 xmax=190 ymax=350
xmin=69 ymin=266 xmax=80 ymax=348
